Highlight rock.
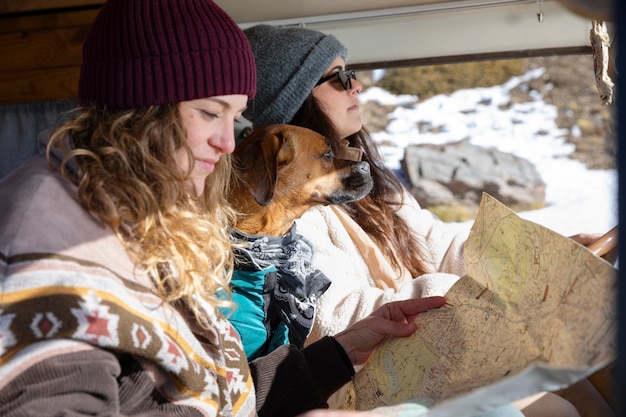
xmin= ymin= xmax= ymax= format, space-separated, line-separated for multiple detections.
xmin=401 ymin=140 xmax=546 ymax=211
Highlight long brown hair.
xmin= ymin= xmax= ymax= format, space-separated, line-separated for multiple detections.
xmin=47 ymin=104 xmax=236 ymax=327
xmin=291 ymin=96 xmax=432 ymax=278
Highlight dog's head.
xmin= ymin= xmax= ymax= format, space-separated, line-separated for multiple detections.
xmin=230 ymin=124 xmax=373 ymax=229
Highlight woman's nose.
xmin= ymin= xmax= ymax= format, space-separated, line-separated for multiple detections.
xmin=350 ymin=78 xmax=363 ymax=94
xmin=211 ymin=123 xmax=236 ymax=154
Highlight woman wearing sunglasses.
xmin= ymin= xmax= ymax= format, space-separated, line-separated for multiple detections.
xmin=241 ymin=24 xmax=611 ymax=417
xmin=243 ymin=26 xmax=464 ymax=337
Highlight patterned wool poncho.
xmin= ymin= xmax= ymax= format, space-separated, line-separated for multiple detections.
xmin=0 ymin=154 xmax=256 ymax=417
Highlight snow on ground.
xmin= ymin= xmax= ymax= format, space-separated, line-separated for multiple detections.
xmin=360 ymin=69 xmax=618 ymax=237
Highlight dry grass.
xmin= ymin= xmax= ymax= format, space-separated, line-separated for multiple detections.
xmin=378 ymin=59 xmax=527 ymax=99
xmin=428 ymin=204 xmax=477 ymax=223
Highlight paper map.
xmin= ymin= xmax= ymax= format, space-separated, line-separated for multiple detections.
xmin=348 ymin=193 xmax=616 ymax=416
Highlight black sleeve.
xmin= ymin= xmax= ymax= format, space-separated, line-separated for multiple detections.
xmin=250 ymin=336 xmax=355 ymax=417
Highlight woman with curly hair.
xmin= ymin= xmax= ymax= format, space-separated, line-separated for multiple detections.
xmin=0 ymin=2 xmax=446 ymax=417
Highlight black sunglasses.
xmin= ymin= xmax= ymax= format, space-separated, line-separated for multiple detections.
xmin=315 ymin=70 xmax=357 ymax=91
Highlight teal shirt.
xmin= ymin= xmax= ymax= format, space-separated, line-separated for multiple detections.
xmin=224 ymin=267 xmax=291 ymax=360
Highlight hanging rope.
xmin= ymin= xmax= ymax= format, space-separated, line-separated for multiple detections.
xmin=536 ymin=0 xmax=544 ymax=22
xmin=590 ymin=20 xmax=614 ymax=106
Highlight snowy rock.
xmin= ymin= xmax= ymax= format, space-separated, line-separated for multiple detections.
xmin=402 ymin=140 xmax=546 ymax=210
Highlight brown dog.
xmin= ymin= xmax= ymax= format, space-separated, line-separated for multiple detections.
xmin=225 ymin=124 xmax=373 ymax=358
xmin=228 ymin=123 xmax=373 ymax=236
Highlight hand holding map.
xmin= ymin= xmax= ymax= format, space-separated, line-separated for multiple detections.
xmin=348 ymin=193 xmax=617 ymax=416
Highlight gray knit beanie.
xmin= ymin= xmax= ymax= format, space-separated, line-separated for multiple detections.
xmin=243 ymin=24 xmax=348 ymax=127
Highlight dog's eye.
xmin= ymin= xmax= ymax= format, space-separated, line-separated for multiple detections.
xmin=323 ymin=150 xmax=333 ymax=160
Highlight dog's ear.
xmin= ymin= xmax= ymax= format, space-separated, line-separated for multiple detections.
xmin=235 ymin=129 xmax=286 ymax=206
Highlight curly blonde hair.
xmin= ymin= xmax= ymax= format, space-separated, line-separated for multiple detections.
xmin=47 ymin=104 xmax=236 ymax=327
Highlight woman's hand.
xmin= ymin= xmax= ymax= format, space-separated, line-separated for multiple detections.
xmin=333 ymin=296 xmax=445 ymax=366
xmin=569 ymin=232 xmax=602 ymax=246
xmin=570 ymin=226 xmax=617 ymax=261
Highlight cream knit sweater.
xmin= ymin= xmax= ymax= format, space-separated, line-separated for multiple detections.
xmin=297 ymin=190 xmax=470 ymax=344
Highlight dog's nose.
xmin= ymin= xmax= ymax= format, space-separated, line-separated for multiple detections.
xmin=352 ymin=161 xmax=370 ymax=175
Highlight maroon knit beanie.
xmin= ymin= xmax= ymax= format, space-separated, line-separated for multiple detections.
xmin=79 ymin=0 xmax=256 ymax=110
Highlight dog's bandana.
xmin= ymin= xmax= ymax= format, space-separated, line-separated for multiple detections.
xmin=229 ymin=224 xmax=331 ymax=355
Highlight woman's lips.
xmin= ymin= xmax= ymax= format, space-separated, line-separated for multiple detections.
xmin=196 ymin=158 xmax=218 ymax=172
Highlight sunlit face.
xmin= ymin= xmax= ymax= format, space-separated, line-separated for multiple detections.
xmin=312 ymin=56 xmax=363 ymax=139
xmin=177 ymin=95 xmax=248 ymax=196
